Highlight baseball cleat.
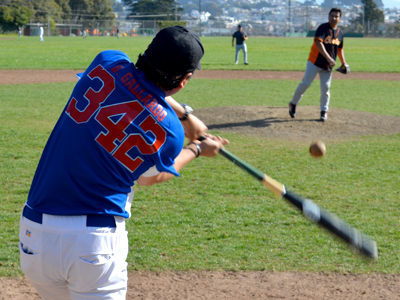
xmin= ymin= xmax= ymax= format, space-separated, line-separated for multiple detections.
xmin=289 ymin=102 xmax=296 ymax=118
xmin=320 ymin=111 xmax=328 ymax=121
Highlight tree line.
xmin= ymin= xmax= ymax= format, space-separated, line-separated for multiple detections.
xmin=0 ymin=0 xmax=116 ymax=33
xmin=0 ymin=0 xmax=395 ymax=34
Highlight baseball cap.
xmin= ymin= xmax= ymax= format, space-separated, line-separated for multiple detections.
xmin=145 ymin=26 xmax=204 ymax=77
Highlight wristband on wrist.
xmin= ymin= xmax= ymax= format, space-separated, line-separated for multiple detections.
xmin=185 ymin=147 xmax=197 ymax=158
xmin=188 ymin=142 xmax=201 ymax=158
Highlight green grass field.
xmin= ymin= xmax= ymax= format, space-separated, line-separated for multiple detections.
xmin=0 ymin=36 xmax=399 ymax=277
xmin=1 ymin=35 xmax=400 ymax=72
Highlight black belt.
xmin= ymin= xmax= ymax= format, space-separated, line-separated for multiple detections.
xmin=22 ymin=205 xmax=116 ymax=228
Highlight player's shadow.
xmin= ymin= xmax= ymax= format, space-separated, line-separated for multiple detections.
xmin=206 ymin=117 xmax=321 ymax=130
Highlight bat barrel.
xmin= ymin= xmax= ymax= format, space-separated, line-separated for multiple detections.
xmin=284 ymin=190 xmax=378 ymax=259
xmin=319 ymin=209 xmax=378 ymax=259
xmin=198 ymin=135 xmax=378 ymax=259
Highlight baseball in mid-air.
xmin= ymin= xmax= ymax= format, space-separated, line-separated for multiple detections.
xmin=309 ymin=140 xmax=326 ymax=158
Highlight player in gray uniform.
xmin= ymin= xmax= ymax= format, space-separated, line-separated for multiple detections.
xmin=232 ymin=24 xmax=249 ymax=65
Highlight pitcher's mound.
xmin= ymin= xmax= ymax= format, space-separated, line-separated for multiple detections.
xmin=194 ymin=106 xmax=400 ymax=141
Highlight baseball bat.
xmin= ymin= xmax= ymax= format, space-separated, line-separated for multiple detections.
xmin=198 ymin=135 xmax=378 ymax=259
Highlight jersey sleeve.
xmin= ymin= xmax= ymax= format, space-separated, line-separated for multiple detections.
xmin=154 ymin=123 xmax=184 ymax=177
xmin=314 ymin=24 xmax=326 ymax=43
xmin=140 ymin=166 xmax=160 ymax=177
xmin=85 ymin=50 xmax=131 ymax=75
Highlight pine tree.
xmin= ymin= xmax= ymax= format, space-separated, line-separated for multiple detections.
xmin=360 ymin=0 xmax=384 ymax=33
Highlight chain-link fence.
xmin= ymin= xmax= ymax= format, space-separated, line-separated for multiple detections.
xmin=24 ymin=6 xmax=400 ymax=39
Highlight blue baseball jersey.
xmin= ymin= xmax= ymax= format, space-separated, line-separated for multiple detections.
xmin=27 ymin=50 xmax=184 ymax=218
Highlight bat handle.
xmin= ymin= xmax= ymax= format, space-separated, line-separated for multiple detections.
xmin=198 ymin=134 xmax=206 ymax=141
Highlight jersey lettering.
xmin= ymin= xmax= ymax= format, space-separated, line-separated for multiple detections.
xmin=96 ymin=100 xmax=167 ymax=173
xmin=111 ymin=65 xmax=125 ymax=72
xmin=66 ymin=65 xmax=115 ymax=123
xmin=113 ymin=115 xmax=166 ymax=172
xmin=324 ymin=36 xmax=332 ymax=44
xmin=95 ymin=101 xmax=145 ymax=153
xmin=67 ymin=65 xmax=167 ymax=173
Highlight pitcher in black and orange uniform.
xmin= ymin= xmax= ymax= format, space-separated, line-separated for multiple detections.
xmin=289 ymin=7 xmax=348 ymax=121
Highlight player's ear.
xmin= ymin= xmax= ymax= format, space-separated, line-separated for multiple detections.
xmin=178 ymin=73 xmax=192 ymax=89
xmin=165 ymin=73 xmax=193 ymax=96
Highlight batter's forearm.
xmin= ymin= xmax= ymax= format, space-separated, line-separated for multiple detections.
xmin=165 ymin=96 xmax=186 ymax=119
xmin=136 ymin=146 xmax=198 ymax=186
xmin=165 ymin=96 xmax=208 ymax=141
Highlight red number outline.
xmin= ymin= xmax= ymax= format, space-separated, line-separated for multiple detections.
xmin=66 ymin=65 xmax=115 ymax=123
xmin=96 ymin=100 xmax=167 ymax=173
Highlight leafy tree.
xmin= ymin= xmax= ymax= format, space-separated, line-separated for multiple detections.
xmin=0 ymin=4 xmax=32 ymax=32
xmin=122 ymin=0 xmax=183 ymax=20
xmin=55 ymin=0 xmax=72 ymax=17
xmin=346 ymin=14 xmax=364 ymax=33
xmin=362 ymin=0 xmax=384 ymax=25
xmin=374 ymin=0 xmax=384 ymax=8
xmin=68 ymin=0 xmax=115 ymax=28
xmin=2 ymin=0 xmax=64 ymax=20
xmin=347 ymin=0 xmax=384 ymax=34
xmin=395 ymin=19 xmax=400 ymax=33
xmin=354 ymin=0 xmax=384 ymax=33
xmin=157 ymin=20 xmax=187 ymax=28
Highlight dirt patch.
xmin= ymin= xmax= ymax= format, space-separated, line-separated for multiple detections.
xmin=195 ymin=106 xmax=400 ymax=142
xmin=2 ymin=69 xmax=399 ymax=142
xmin=1 ymin=69 xmax=400 ymax=299
xmin=2 ymin=271 xmax=400 ymax=300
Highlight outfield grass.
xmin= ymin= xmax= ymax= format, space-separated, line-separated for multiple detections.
xmin=0 ymin=36 xmax=399 ymax=72
xmin=0 ymin=36 xmax=399 ymax=277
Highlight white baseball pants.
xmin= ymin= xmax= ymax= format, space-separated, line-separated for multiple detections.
xmin=291 ymin=60 xmax=333 ymax=112
xmin=19 ymin=209 xmax=128 ymax=300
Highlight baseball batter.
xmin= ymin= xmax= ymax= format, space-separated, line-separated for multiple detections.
xmin=289 ymin=7 xmax=348 ymax=121
xmin=19 ymin=26 xmax=228 ymax=299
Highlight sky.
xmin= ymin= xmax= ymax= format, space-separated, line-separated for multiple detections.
xmin=378 ymin=0 xmax=400 ymax=8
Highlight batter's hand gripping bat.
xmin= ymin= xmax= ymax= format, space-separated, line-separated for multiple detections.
xmin=198 ymin=136 xmax=378 ymax=259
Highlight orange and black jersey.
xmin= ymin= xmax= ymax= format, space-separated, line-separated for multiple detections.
xmin=308 ymin=22 xmax=344 ymax=71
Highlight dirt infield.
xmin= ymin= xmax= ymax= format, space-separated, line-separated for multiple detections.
xmin=1 ymin=70 xmax=400 ymax=299
xmin=2 ymin=69 xmax=398 ymax=142
xmin=2 ymin=271 xmax=400 ymax=300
